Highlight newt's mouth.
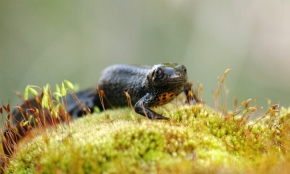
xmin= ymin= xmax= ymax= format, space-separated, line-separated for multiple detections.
xmin=164 ymin=75 xmax=188 ymax=85
xmin=153 ymin=74 xmax=188 ymax=86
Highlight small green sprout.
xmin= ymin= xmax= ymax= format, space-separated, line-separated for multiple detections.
xmin=64 ymin=80 xmax=74 ymax=90
xmin=61 ymin=82 xmax=67 ymax=96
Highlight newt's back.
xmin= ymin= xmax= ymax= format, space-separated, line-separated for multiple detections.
xmin=97 ymin=64 xmax=150 ymax=107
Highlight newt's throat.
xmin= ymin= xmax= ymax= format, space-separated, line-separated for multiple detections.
xmin=155 ymin=92 xmax=176 ymax=105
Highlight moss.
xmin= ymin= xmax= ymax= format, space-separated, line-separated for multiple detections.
xmin=4 ymin=103 xmax=290 ymax=173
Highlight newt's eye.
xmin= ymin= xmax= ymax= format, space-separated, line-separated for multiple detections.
xmin=155 ymin=68 xmax=163 ymax=77
xmin=149 ymin=66 xmax=166 ymax=84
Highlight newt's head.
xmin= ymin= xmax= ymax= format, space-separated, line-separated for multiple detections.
xmin=147 ymin=62 xmax=188 ymax=86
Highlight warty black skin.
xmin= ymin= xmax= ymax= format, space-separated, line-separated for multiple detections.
xmin=96 ymin=63 xmax=190 ymax=120
xmin=1 ymin=62 xmax=199 ymax=166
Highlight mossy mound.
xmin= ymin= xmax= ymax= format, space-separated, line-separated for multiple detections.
xmin=4 ymin=105 xmax=290 ymax=173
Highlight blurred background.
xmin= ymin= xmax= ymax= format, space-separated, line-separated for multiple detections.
xmin=0 ymin=0 xmax=289 ymax=116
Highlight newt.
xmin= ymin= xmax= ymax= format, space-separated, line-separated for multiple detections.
xmin=1 ymin=62 xmax=199 ymax=165
xmin=68 ymin=62 xmax=199 ymax=119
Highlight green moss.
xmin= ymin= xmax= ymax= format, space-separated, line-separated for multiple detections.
xmin=4 ymin=104 xmax=290 ymax=173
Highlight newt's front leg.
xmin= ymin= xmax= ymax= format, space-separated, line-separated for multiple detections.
xmin=134 ymin=93 xmax=170 ymax=120
xmin=183 ymin=82 xmax=201 ymax=104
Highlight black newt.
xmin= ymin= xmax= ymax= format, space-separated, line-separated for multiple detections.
xmin=1 ymin=62 xmax=199 ymax=165
xmin=68 ymin=62 xmax=198 ymax=119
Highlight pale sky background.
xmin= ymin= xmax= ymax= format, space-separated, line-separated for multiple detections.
xmin=0 ymin=1 xmax=290 ymax=118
